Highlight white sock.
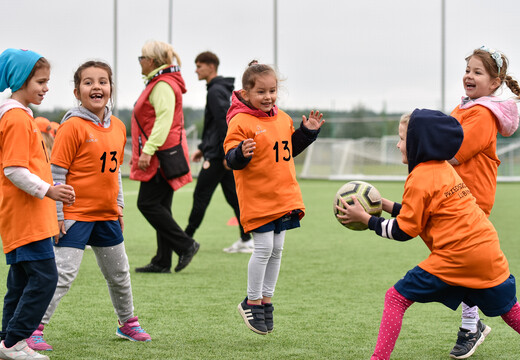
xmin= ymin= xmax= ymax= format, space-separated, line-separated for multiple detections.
xmin=461 ymin=316 xmax=478 ymax=333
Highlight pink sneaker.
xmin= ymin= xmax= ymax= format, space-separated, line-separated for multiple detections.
xmin=116 ymin=316 xmax=151 ymax=342
xmin=26 ymin=324 xmax=53 ymax=351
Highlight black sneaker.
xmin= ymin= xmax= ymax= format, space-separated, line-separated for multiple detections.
xmin=449 ymin=325 xmax=485 ymax=359
xmin=175 ymin=241 xmax=200 ymax=272
xmin=135 ymin=263 xmax=171 ymax=273
xmin=264 ymin=303 xmax=274 ymax=333
xmin=237 ymin=298 xmax=267 ymax=335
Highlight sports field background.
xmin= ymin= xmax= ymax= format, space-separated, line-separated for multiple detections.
xmin=0 ymin=178 xmax=519 ymax=359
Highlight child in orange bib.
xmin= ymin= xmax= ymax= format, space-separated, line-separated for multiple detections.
xmin=26 ymin=61 xmax=151 ymax=353
xmin=224 ymin=60 xmax=325 ymax=335
xmin=337 ymin=109 xmax=520 ymax=360
xmin=448 ymin=46 xmax=520 ymax=358
xmin=0 ymin=48 xmax=74 ymax=359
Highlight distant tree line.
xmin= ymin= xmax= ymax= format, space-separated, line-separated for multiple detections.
xmin=32 ymin=105 xmax=519 ymax=139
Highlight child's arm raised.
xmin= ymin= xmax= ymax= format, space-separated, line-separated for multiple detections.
xmin=292 ymin=110 xmax=325 ymax=157
xmin=302 ymin=110 xmax=325 ymax=131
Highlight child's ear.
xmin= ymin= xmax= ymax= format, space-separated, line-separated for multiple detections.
xmin=491 ymin=77 xmax=502 ymax=92
xmin=73 ymin=88 xmax=80 ymax=100
xmin=240 ymin=89 xmax=249 ymax=102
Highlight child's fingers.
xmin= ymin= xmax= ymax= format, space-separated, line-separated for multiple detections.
xmin=339 ymin=196 xmax=351 ymax=208
xmin=335 ymin=204 xmax=347 ymax=214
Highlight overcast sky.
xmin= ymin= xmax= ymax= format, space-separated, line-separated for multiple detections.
xmin=1 ymin=0 xmax=519 ymax=115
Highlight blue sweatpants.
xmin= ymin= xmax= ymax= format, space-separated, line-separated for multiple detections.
xmin=1 ymin=258 xmax=58 ymax=346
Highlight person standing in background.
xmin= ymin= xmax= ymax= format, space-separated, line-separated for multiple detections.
xmin=132 ymin=40 xmax=199 ymax=274
xmin=185 ymin=51 xmax=252 ymax=253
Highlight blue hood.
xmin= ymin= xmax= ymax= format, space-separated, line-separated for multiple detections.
xmin=407 ymin=109 xmax=464 ymax=173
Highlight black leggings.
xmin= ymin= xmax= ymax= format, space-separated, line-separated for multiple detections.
xmin=185 ymin=158 xmax=249 ymax=240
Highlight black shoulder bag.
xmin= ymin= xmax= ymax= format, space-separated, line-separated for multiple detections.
xmin=134 ymin=114 xmax=190 ymax=179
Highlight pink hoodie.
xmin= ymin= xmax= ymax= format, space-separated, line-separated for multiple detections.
xmin=0 ymin=99 xmax=32 ymax=118
xmin=226 ymin=90 xmax=278 ymax=124
xmin=458 ymin=96 xmax=519 ymax=137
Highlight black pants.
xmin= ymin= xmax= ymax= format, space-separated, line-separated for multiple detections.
xmin=1 ymin=258 xmax=58 ymax=346
xmin=185 ymin=158 xmax=249 ymax=240
xmin=137 ymin=171 xmax=194 ymax=269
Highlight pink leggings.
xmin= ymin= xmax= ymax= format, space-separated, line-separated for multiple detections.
xmin=370 ymin=286 xmax=520 ymax=360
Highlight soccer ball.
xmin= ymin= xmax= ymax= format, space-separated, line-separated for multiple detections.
xmin=333 ymin=181 xmax=382 ymax=231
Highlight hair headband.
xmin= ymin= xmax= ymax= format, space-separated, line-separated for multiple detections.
xmin=480 ymin=46 xmax=503 ymax=75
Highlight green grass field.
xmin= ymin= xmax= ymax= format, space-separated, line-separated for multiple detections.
xmin=1 ymin=178 xmax=519 ymax=359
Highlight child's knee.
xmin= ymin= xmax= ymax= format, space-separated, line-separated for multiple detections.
xmin=385 ymin=286 xmax=413 ymax=310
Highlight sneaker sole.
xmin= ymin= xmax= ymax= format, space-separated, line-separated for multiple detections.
xmin=481 ymin=324 xmax=491 ymax=338
xmin=116 ymin=329 xmax=152 ymax=342
xmin=449 ymin=331 xmax=486 ymax=359
xmin=28 ymin=346 xmax=53 ymax=351
xmin=237 ymin=303 xmax=267 ymax=335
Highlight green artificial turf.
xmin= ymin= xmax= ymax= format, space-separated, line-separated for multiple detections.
xmin=0 ymin=179 xmax=519 ymax=359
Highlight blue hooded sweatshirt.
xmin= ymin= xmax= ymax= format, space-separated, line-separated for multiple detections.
xmin=406 ymin=109 xmax=464 ymax=174
xmin=368 ymin=108 xmax=464 ymax=240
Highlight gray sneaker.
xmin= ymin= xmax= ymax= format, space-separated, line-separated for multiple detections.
xmin=223 ymin=239 xmax=254 ymax=253
xmin=0 ymin=340 xmax=49 ymax=360
xmin=449 ymin=320 xmax=490 ymax=359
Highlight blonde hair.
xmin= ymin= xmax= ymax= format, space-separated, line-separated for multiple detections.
xmin=41 ymin=132 xmax=54 ymax=157
xmin=142 ymin=40 xmax=182 ymax=68
xmin=400 ymin=112 xmax=411 ymax=125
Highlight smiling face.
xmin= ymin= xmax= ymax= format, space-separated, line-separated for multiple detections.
xmin=12 ymin=67 xmax=50 ymax=107
xmin=74 ymin=66 xmax=111 ymax=120
xmin=463 ymin=56 xmax=501 ymax=99
xmin=397 ymin=122 xmax=408 ymax=164
xmin=241 ymin=74 xmax=278 ymax=113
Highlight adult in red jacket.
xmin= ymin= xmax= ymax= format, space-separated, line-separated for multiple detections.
xmin=130 ymin=40 xmax=199 ymax=273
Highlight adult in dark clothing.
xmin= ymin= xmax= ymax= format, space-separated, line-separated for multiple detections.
xmin=185 ymin=51 xmax=252 ymax=253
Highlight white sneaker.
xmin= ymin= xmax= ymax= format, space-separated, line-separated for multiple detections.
xmin=0 ymin=340 xmax=49 ymax=359
xmin=223 ymin=239 xmax=254 ymax=253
